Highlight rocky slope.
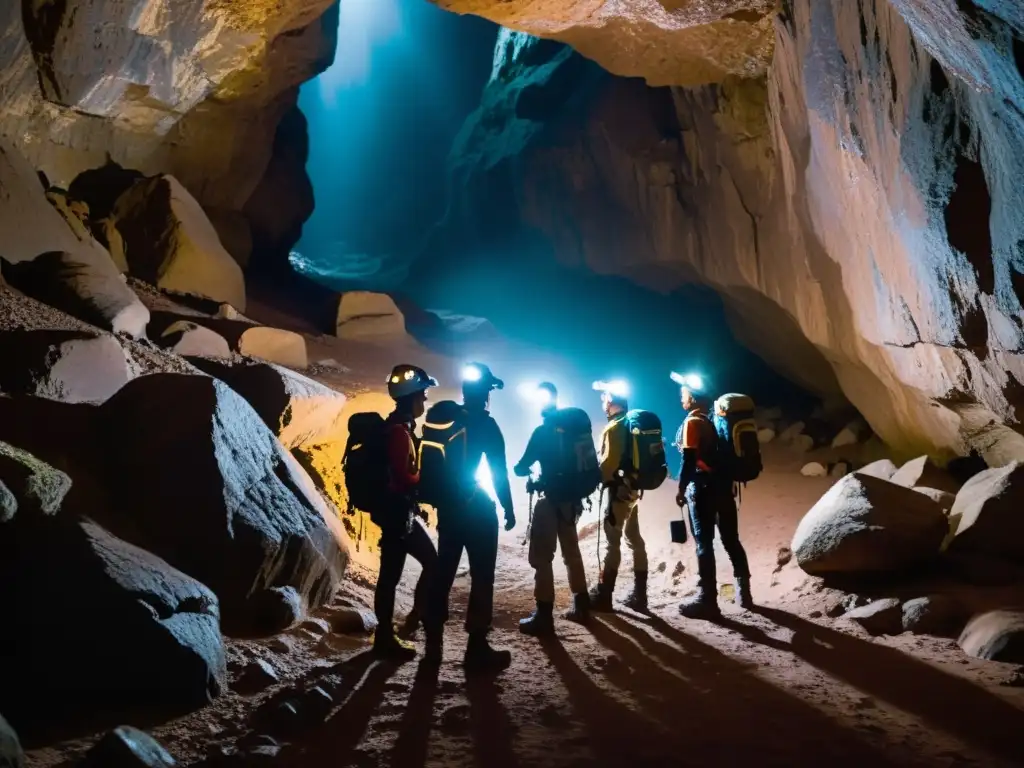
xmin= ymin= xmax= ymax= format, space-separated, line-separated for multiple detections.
xmin=436 ymin=1 xmax=1024 ymax=466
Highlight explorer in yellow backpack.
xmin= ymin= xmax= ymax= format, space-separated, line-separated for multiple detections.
xmin=712 ymin=393 xmax=763 ymax=484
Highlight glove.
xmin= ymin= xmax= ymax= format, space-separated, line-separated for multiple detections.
xmin=504 ymin=510 xmax=516 ymax=532
xmin=414 ymin=505 xmax=429 ymax=523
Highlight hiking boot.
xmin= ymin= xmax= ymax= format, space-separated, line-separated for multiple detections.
xmin=398 ymin=608 xmax=421 ymax=639
xmin=373 ymin=632 xmax=417 ymax=661
xmin=677 ymin=587 xmax=720 ymax=619
xmin=464 ymin=633 xmax=512 ymax=675
xmin=622 ymin=571 xmax=648 ymax=613
xmin=735 ymin=577 xmax=754 ymax=609
xmin=563 ymin=592 xmax=590 ymax=624
xmin=587 ymin=572 xmax=616 ymax=613
xmin=519 ymin=602 xmax=555 ymax=636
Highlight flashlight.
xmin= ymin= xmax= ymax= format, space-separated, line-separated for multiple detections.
xmin=592 ymin=379 xmax=629 ymax=398
xmin=670 ymin=371 xmax=704 ymax=391
xmin=462 ymin=365 xmax=482 ymax=383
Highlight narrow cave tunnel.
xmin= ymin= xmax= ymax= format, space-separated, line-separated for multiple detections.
xmin=3 ymin=0 xmax=1024 ymax=766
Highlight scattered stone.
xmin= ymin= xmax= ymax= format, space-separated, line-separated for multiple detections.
xmin=999 ymin=668 xmax=1024 ymax=687
xmin=112 ymin=174 xmax=246 ymax=310
xmin=890 ymin=456 xmax=960 ymax=494
xmin=843 ymin=598 xmax=903 ymax=636
xmin=302 ymin=686 xmax=334 ymax=723
xmin=792 ymin=434 xmax=814 ymax=453
xmin=324 ymin=606 xmax=378 ymax=636
xmin=99 ymin=374 xmax=350 ymax=635
xmin=0 ymin=329 xmax=132 ymax=404
xmin=829 ymin=462 xmax=851 ymax=478
xmin=958 ymin=610 xmax=1024 ymax=664
xmin=791 ymin=473 xmax=947 ymax=576
xmin=778 ymin=422 xmax=805 ymax=443
xmin=911 ymin=487 xmax=956 ymax=516
xmin=757 ymin=428 xmax=776 ymax=444
xmin=78 ymin=726 xmax=175 ymax=767
xmin=234 ymin=659 xmax=279 ymax=695
xmin=808 ymin=610 xmax=823 ymax=619
xmin=831 ymin=428 xmax=858 ymax=448
xmin=238 ymin=326 xmax=308 ymax=369
xmin=800 ymin=462 xmax=827 ymax=477
xmin=671 ymin=561 xmax=685 ymax=578
xmin=855 ymin=459 xmax=898 ymax=481
xmin=251 ymin=586 xmax=303 ymax=634
xmin=948 ymin=462 xmax=1024 ymax=563
xmin=336 ymin=292 xmax=407 ymax=340
xmin=655 ymin=561 xmax=667 ymax=573
xmin=299 ymin=617 xmax=331 ymax=637
xmin=0 ymin=713 xmax=23 ymax=768
xmin=187 ymin=357 xmax=346 ymax=450
xmin=0 ymin=517 xmax=226 ymax=738
xmin=158 ymin=321 xmax=231 ymax=359
xmin=776 ymin=547 xmax=793 ymax=568
xmin=0 ymin=441 xmax=72 ymax=523
xmin=901 ymin=596 xmax=965 ymax=637
xmin=216 ymin=304 xmax=240 ymax=321
xmin=266 ymin=637 xmax=294 ymax=654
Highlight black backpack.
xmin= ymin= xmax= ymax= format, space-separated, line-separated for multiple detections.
xmin=712 ymin=393 xmax=763 ymax=483
xmin=621 ymin=410 xmax=668 ymax=491
xmin=542 ymin=407 xmax=601 ymax=502
xmin=418 ymin=400 xmax=470 ymax=507
xmin=342 ymin=412 xmax=390 ymax=515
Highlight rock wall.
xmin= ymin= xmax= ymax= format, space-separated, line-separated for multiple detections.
xmin=439 ymin=2 xmax=1024 ymax=466
xmin=0 ymin=0 xmax=339 ymax=271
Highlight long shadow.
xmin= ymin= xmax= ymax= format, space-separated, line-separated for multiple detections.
xmin=389 ymin=661 xmax=442 ymax=768
xmin=465 ymin=674 xmax=521 ymax=768
xmin=757 ymin=607 xmax=1024 ymax=764
xmin=589 ymin=615 xmax=920 ymax=767
xmin=280 ymin=652 xmax=402 ymax=767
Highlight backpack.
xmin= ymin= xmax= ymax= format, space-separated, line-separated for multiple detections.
xmin=713 ymin=393 xmax=762 ymax=483
xmin=418 ymin=400 xmax=470 ymax=507
xmin=342 ymin=412 xmax=390 ymax=515
xmin=542 ymin=407 xmax=601 ymax=502
xmin=621 ymin=410 xmax=668 ymax=491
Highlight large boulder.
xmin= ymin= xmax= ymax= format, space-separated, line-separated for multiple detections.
xmin=157 ymin=321 xmax=231 ymax=359
xmin=187 ymin=358 xmax=346 ymax=450
xmin=111 ymin=175 xmax=246 ymax=311
xmin=958 ymin=611 xmax=1024 ymax=664
xmin=78 ymin=726 xmax=176 ymax=768
xmin=0 ymin=143 xmax=148 ymax=337
xmin=792 ymin=473 xmax=948 ymax=576
xmin=148 ymin=311 xmax=308 ymax=369
xmin=0 ymin=329 xmax=132 ymax=404
xmin=0 ymin=440 xmax=72 ymax=523
xmin=336 ymin=292 xmax=407 ymax=340
xmin=947 ymin=463 xmax=1024 ymax=563
xmin=0 ymin=510 xmax=225 ymax=741
xmin=890 ymin=456 xmax=960 ymax=494
xmin=855 ymin=459 xmax=898 ymax=481
xmin=99 ymin=374 xmax=350 ymax=635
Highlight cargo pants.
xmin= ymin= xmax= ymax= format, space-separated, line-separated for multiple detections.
xmin=529 ymin=496 xmax=588 ymax=603
xmin=685 ymin=478 xmax=750 ymax=592
xmin=600 ymin=484 xmax=648 ymax=577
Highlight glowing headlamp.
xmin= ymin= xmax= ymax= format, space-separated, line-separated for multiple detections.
xmin=670 ymin=371 xmax=704 ymax=391
xmin=462 ymin=365 xmax=483 ymax=383
xmin=592 ymin=379 xmax=629 ymax=398
xmin=517 ymin=382 xmax=555 ymax=405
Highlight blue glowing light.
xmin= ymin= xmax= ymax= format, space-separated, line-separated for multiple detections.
xmin=593 ymin=379 xmax=629 ymax=398
xmin=670 ymin=371 xmax=704 ymax=391
xmin=462 ymin=365 xmax=483 ymax=383
xmin=319 ymin=0 xmax=400 ymax=100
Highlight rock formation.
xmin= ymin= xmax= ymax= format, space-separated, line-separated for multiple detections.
xmin=436 ymin=3 xmax=1024 ymax=466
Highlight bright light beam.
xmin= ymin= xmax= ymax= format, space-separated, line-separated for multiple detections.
xmin=475 ymin=458 xmax=498 ymax=503
xmin=319 ymin=0 xmax=400 ymax=101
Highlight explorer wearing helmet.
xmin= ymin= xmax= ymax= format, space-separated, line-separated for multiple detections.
xmin=372 ymin=364 xmax=440 ymax=660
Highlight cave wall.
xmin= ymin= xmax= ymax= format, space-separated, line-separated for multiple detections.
xmin=439 ymin=2 xmax=1024 ymax=466
xmin=0 ymin=0 xmax=339 ymax=270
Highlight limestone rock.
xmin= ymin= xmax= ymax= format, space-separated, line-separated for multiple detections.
xmin=948 ymin=463 xmax=1024 ymax=563
xmin=843 ymin=598 xmax=903 ymax=636
xmin=158 ymin=322 xmax=232 ymax=359
xmin=187 ymin=358 xmax=346 ymax=450
xmin=112 ymin=175 xmax=246 ymax=310
xmin=0 ymin=714 xmax=23 ymax=768
xmin=757 ymin=428 xmax=775 ymax=444
xmin=0 ymin=441 xmax=72 ymax=524
xmin=856 ymin=460 xmax=898 ymax=481
xmin=238 ymin=327 xmax=308 ymax=369
xmin=206 ymin=208 xmax=253 ymax=268
xmin=911 ymin=487 xmax=955 ymax=516
xmin=791 ymin=434 xmax=814 ymax=453
xmin=890 ymin=456 xmax=959 ymax=495
xmin=829 ymin=462 xmax=850 ymax=478
xmin=0 ymin=518 xmax=226 ymax=739
xmin=323 ymin=605 xmax=377 ymax=636
xmin=99 ymin=374 xmax=350 ymax=635
xmin=792 ymin=473 xmax=948 ymax=576
xmin=336 ymin=292 xmax=407 ymax=340
xmin=901 ymin=596 xmax=965 ymax=637
xmin=79 ymin=726 xmax=176 ymax=768
xmin=800 ymin=462 xmax=826 ymax=477
xmin=778 ymin=422 xmax=805 ymax=443
xmin=830 ymin=428 xmax=858 ymax=449
xmin=959 ymin=611 xmax=1024 ymax=665
xmin=0 ymin=329 xmax=132 ymax=404
xmin=234 ymin=659 xmax=280 ymax=696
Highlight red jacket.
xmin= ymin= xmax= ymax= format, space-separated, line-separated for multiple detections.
xmin=386 ymin=419 xmax=419 ymax=495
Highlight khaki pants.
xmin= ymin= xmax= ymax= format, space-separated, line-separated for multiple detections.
xmin=601 ymin=487 xmax=648 ymax=576
xmin=529 ymin=497 xmax=588 ymax=603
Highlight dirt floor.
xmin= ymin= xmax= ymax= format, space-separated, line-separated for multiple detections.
xmin=23 ymin=306 xmax=1024 ymax=767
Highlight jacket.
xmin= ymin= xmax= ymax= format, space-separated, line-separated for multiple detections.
xmin=677 ymin=407 xmax=719 ymax=491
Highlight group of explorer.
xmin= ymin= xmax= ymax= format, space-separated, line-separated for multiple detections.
xmin=343 ymin=363 xmax=763 ymax=673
